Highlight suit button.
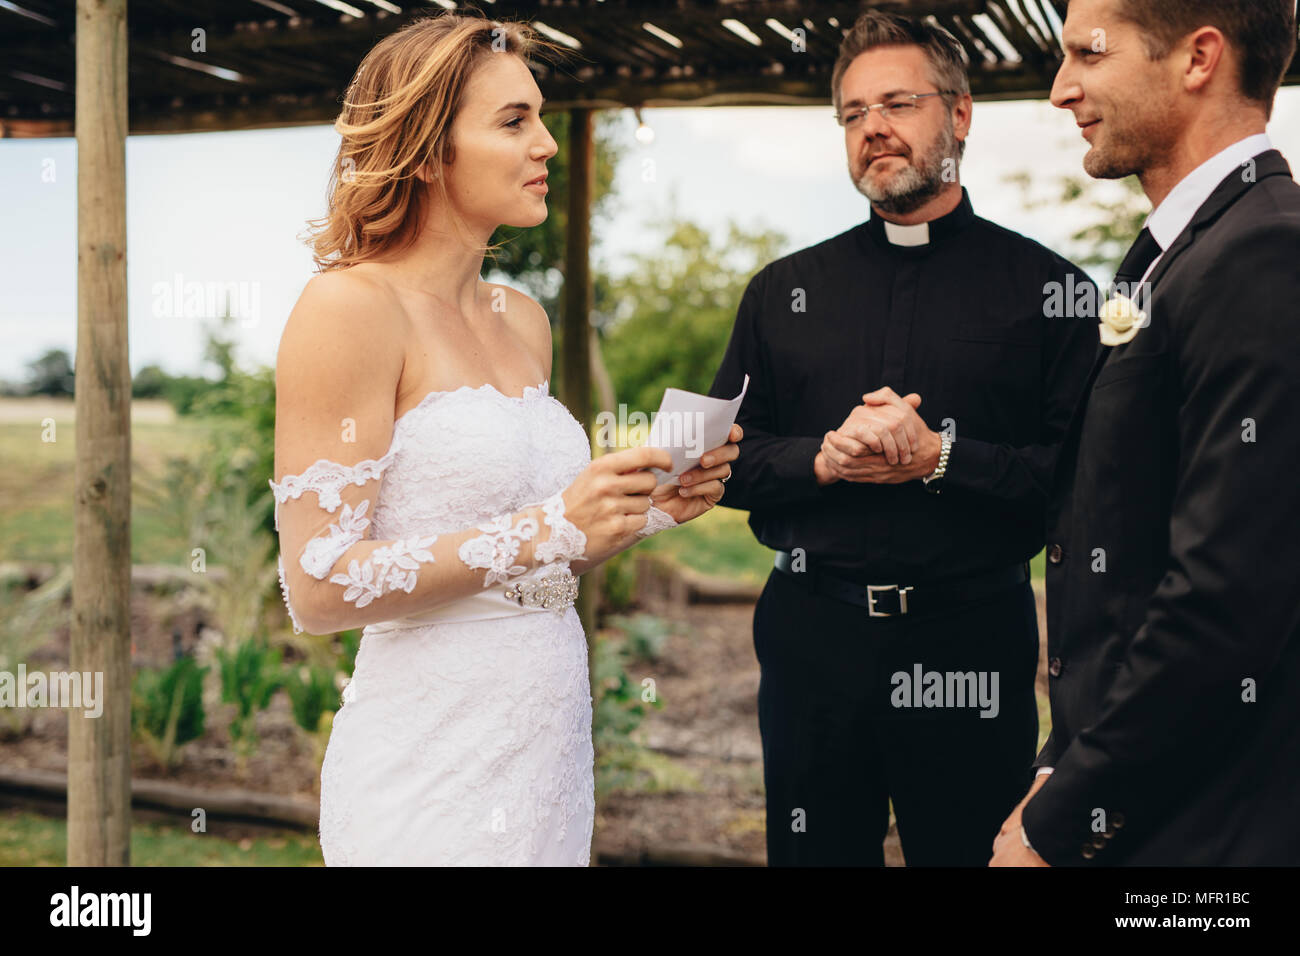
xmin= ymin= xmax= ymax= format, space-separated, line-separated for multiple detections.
xmin=1111 ymin=812 xmax=1126 ymax=829
xmin=1081 ymin=844 xmax=1096 ymax=859
xmin=1048 ymin=657 xmax=1063 ymax=677
xmin=1048 ymin=544 xmax=1064 ymax=564
xmin=1091 ymin=835 xmax=1106 ymax=849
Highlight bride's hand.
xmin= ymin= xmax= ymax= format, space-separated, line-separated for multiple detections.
xmin=648 ymin=424 xmax=743 ymax=525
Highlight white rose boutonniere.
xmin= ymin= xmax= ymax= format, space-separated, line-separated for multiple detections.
xmin=1098 ymin=294 xmax=1147 ymax=346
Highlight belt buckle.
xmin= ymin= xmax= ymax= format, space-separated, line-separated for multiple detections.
xmin=866 ymin=584 xmax=913 ymax=617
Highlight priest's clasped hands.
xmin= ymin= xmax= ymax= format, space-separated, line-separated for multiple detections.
xmin=815 ymin=386 xmax=944 ymax=485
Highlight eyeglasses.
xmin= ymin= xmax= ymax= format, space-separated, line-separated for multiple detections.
xmin=836 ymin=91 xmax=955 ymax=129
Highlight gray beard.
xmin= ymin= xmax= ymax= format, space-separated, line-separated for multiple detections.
xmin=854 ymin=122 xmax=959 ymax=216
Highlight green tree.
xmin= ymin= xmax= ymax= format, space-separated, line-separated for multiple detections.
xmin=131 ymin=363 xmax=169 ymax=399
xmin=1006 ymin=171 xmax=1149 ymax=273
xmin=24 ymin=348 xmax=75 ymax=397
xmin=184 ymin=309 xmax=278 ymax=538
xmin=600 ymin=217 xmax=788 ymax=417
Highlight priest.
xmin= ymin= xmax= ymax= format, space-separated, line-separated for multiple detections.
xmin=708 ymin=10 xmax=1098 ymax=866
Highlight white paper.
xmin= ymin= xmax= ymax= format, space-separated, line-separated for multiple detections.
xmin=644 ymin=374 xmax=749 ymax=486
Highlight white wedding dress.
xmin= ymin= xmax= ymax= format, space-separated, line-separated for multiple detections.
xmin=268 ymin=379 xmax=674 ymax=866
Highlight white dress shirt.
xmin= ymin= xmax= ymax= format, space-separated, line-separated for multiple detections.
xmin=1135 ymin=132 xmax=1275 ymax=285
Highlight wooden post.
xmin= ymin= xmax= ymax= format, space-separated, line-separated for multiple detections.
xmin=69 ymin=0 xmax=131 ymax=866
xmin=562 ymin=108 xmax=597 ymax=671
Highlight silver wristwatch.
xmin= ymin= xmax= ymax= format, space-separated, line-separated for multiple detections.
xmin=922 ymin=433 xmax=953 ymax=493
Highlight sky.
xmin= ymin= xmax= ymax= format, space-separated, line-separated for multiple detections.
xmin=2 ymin=89 xmax=1299 ymax=384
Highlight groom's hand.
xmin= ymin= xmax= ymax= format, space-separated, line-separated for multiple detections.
xmin=989 ymin=827 xmax=1050 ymax=867
xmin=989 ymin=773 xmax=1051 ymax=867
xmin=996 ymin=772 xmax=1050 ymax=845
xmin=818 ymin=389 xmax=942 ymax=484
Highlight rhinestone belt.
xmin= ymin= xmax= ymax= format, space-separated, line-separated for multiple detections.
xmin=502 ymin=566 xmax=579 ymax=612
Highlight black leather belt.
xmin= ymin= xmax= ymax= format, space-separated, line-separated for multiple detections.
xmin=773 ymin=550 xmax=1029 ymax=617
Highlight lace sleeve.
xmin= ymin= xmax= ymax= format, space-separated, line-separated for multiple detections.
xmin=636 ymin=505 xmax=678 ymax=537
xmin=269 ymin=442 xmax=587 ymax=635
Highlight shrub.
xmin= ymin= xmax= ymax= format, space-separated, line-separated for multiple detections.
xmin=131 ymin=657 xmax=208 ymax=771
xmin=284 ymin=663 xmax=338 ymax=735
xmin=591 ymin=630 xmax=664 ymax=795
xmin=216 ymin=636 xmax=285 ymax=756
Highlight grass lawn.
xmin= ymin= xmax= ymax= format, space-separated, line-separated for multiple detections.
xmin=634 ymin=503 xmax=775 ymax=583
xmin=0 ymin=809 xmax=322 ymax=866
xmin=0 ymin=405 xmax=226 ymax=566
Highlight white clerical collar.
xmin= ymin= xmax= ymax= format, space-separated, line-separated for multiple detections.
xmin=882 ymin=220 xmax=930 ymax=247
xmin=1145 ymin=133 xmax=1273 ymax=251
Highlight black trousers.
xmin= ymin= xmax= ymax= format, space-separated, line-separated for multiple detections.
xmin=753 ymin=566 xmax=1039 ymax=866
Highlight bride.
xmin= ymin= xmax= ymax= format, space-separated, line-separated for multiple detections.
xmin=269 ymin=14 xmax=741 ymax=865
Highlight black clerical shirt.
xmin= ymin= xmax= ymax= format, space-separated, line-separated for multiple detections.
xmin=707 ymin=189 xmax=1098 ymax=583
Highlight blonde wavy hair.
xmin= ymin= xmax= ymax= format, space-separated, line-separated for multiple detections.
xmin=303 ymin=13 xmax=558 ymax=272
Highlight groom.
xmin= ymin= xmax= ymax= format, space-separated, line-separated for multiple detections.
xmin=993 ymin=0 xmax=1300 ymax=866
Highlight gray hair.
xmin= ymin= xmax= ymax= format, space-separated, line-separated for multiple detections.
xmin=831 ymin=10 xmax=971 ymax=115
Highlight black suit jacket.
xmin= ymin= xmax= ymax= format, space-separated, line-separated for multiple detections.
xmin=1021 ymin=150 xmax=1300 ymax=866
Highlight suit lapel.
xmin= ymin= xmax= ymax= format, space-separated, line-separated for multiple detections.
xmin=1051 ymin=150 xmax=1294 ymax=496
xmin=1141 ymin=150 xmax=1291 ymax=292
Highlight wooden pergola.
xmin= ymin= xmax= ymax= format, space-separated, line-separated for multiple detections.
xmin=4 ymin=0 xmax=1295 ymax=865
xmin=2 ymin=0 xmax=1126 ymax=138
